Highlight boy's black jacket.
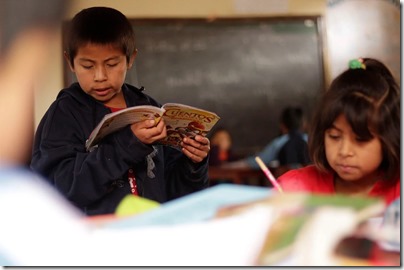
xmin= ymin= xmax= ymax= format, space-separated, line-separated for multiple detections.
xmin=31 ymin=83 xmax=208 ymax=216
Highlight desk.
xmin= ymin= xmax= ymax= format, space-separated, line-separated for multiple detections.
xmin=208 ymin=166 xmax=268 ymax=186
xmin=208 ymin=166 xmax=292 ymax=186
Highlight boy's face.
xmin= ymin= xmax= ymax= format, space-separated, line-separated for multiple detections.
xmin=67 ymin=43 xmax=135 ymax=106
xmin=324 ymin=114 xmax=383 ymax=184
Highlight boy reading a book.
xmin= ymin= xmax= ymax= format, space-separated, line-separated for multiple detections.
xmin=30 ymin=6 xmax=211 ymax=216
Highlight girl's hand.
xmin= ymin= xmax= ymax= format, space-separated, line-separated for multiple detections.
xmin=181 ymin=135 xmax=210 ymax=163
xmin=130 ymin=118 xmax=167 ymax=144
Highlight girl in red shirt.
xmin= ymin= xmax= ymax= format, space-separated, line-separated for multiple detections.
xmin=278 ymin=58 xmax=400 ymax=206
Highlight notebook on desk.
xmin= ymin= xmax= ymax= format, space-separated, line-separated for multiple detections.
xmin=103 ymin=184 xmax=272 ymax=229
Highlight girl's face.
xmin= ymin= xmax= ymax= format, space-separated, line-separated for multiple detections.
xmin=324 ymin=114 xmax=383 ymax=184
xmin=67 ymin=43 xmax=136 ymax=107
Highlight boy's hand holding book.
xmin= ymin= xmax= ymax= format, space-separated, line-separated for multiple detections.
xmin=181 ymin=134 xmax=211 ymax=163
xmin=130 ymin=117 xmax=168 ymax=145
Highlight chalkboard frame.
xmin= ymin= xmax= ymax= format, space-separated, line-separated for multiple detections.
xmin=63 ymin=16 xmax=326 ymax=157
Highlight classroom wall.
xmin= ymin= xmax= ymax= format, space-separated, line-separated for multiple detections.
xmin=34 ymin=0 xmax=400 ymax=129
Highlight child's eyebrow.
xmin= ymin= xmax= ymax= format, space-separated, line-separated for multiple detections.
xmin=328 ymin=124 xmax=341 ymax=131
xmin=77 ymin=56 xmax=121 ymax=63
xmin=77 ymin=58 xmax=95 ymax=63
xmin=104 ymin=56 xmax=121 ymax=62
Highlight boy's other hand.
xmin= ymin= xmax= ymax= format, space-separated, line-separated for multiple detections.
xmin=181 ymin=135 xmax=210 ymax=163
xmin=130 ymin=118 xmax=167 ymax=144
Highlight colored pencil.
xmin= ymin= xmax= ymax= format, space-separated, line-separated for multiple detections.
xmin=255 ymin=156 xmax=284 ymax=193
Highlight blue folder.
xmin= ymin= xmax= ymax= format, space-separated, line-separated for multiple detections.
xmin=105 ymin=184 xmax=272 ymax=229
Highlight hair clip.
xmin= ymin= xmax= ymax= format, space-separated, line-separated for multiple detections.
xmin=349 ymin=58 xmax=366 ymax=70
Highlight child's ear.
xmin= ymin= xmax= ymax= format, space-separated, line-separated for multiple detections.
xmin=63 ymin=51 xmax=74 ymax=72
xmin=127 ymin=49 xmax=137 ymax=69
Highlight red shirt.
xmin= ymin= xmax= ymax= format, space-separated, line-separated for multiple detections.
xmin=277 ymin=165 xmax=400 ymax=206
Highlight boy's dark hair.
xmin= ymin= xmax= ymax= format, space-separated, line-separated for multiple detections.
xmin=281 ymin=106 xmax=304 ymax=132
xmin=308 ymin=58 xmax=400 ymax=181
xmin=64 ymin=6 xmax=136 ymax=67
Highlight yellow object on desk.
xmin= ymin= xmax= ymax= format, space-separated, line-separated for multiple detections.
xmin=115 ymin=195 xmax=160 ymax=217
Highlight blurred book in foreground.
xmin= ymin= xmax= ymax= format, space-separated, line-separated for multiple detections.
xmin=215 ymin=193 xmax=389 ymax=266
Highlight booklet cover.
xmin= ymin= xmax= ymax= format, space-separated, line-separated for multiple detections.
xmin=85 ymin=103 xmax=220 ymax=151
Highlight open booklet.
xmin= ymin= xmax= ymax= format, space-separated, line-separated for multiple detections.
xmin=214 ymin=193 xmax=386 ymax=266
xmin=85 ymin=103 xmax=220 ymax=151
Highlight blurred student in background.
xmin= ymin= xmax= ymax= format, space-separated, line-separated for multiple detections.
xmin=268 ymin=106 xmax=310 ymax=169
xmin=208 ymin=127 xmax=240 ymax=186
xmin=209 ymin=127 xmax=239 ymax=166
xmin=278 ymin=58 xmax=400 ymax=206
xmin=223 ymin=106 xmax=310 ymax=175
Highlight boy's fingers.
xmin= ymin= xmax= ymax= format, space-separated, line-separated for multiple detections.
xmin=145 ymin=119 xmax=156 ymax=127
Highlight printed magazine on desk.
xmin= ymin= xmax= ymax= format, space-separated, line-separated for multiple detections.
xmin=85 ymin=103 xmax=220 ymax=151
